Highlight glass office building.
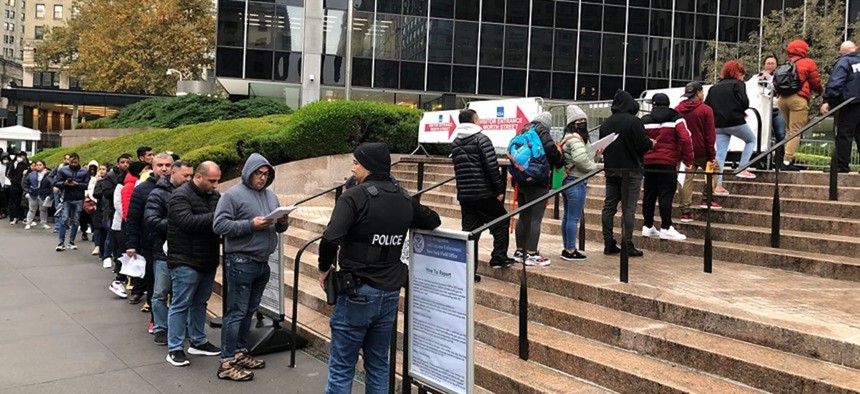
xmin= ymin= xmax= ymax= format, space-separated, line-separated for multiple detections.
xmin=215 ymin=0 xmax=860 ymax=108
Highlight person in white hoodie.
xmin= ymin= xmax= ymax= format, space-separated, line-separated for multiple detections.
xmin=451 ymin=109 xmax=515 ymax=280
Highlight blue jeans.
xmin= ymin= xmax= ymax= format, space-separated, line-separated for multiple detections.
xmin=326 ymin=284 xmax=400 ymax=394
xmin=772 ymin=109 xmax=787 ymax=163
xmin=220 ymin=254 xmax=270 ymax=361
xmin=102 ymin=217 xmax=112 ymax=260
xmin=167 ymin=265 xmax=216 ymax=351
xmin=58 ymin=200 xmax=82 ymax=244
xmin=715 ymin=123 xmax=756 ymax=186
xmin=152 ymin=259 xmax=172 ymax=334
xmin=561 ymin=177 xmax=587 ymax=250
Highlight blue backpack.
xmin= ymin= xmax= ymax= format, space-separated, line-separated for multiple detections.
xmin=507 ymin=125 xmax=550 ymax=186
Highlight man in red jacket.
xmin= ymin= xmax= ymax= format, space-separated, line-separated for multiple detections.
xmin=676 ymin=82 xmax=721 ymax=222
xmin=778 ymin=39 xmax=823 ymax=170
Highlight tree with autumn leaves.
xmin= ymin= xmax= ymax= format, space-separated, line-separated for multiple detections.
xmin=35 ymin=0 xmax=214 ymax=95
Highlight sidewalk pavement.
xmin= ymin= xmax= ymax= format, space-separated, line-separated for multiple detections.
xmin=0 ymin=223 xmax=361 ymax=393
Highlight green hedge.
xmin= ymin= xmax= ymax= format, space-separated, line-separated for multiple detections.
xmin=34 ymin=115 xmax=291 ymax=170
xmin=244 ymin=100 xmax=423 ymax=164
xmin=82 ymin=94 xmax=292 ymax=129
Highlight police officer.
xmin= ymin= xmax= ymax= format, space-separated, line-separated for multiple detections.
xmin=822 ymin=41 xmax=860 ymax=173
xmin=318 ymin=143 xmax=441 ymax=394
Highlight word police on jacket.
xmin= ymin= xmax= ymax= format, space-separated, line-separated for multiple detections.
xmin=371 ymin=234 xmax=404 ymax=246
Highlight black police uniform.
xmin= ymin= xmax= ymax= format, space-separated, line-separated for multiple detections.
xmin=318 ymin=174 xmax=441 ymax=289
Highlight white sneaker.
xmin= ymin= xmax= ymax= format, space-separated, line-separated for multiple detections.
xmin=110 ymin=281 xmax=128 ymax=298
xmin=24 ymin=224 xmax=32 ymax=230
xmin=103 ymin=257 xmax=113 ymax=269
xmin=641 ymin=226 xmax=660 ymax=237
xmin=659 ymin=226 xmax=687 ymax=241
xmin=10 ymin=219 xmax=17 ymax=225
xmin=42 ymin=224 xmax=51 ymax=230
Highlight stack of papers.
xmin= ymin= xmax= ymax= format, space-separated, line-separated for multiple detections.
xmin=118 ymin=253 xmax=147 ymax=278
xmin=264 ymin=205 xmax=299 ymax=221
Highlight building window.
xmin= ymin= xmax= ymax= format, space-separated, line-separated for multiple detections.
xmin=34 ymin=71 xmax=58 ymax=88
xmin=34 ymin=25 xmax=42 ymax=39
xmin=35 ymin=3 xmax=44 ymax=18
xmin=53 ymin=4 xmax=62 ymax=19
xmin=68 ymin=76 xmax=81 ymax=90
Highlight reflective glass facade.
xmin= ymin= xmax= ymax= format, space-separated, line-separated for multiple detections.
xmin=216 ymin=0 xmax=856 ymax=102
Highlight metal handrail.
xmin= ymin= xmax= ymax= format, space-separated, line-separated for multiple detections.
xmin=734 ymin=97 xmax=855 ymax=174
xmin=288 ymin=172 xmax=458 ymax=375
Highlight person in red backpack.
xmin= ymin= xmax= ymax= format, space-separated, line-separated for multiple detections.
xmin=778 ymin=39 xmax=823 ymax=171
xmin=640 ymin=93 xmax=694 ymax=241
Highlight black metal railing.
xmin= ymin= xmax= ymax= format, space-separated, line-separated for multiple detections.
xmin=733 ymin=97 xmax=855 ymax=248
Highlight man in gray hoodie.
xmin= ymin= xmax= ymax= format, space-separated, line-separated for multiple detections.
xmin=213 ymin=153 xmax=289 ymax=381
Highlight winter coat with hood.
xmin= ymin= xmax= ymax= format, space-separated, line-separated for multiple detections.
xmin=53 ymin=163 xmax=90 ymax=201
xmin=167 ymin=179 xmax=221 ymax=272
xmin=675 ymin=99 xmax=716 ymax=161
xmin=641 ymin=107 xmax=695 ymax=167
xmin=7 ymin=158 xmax=29 ymax=187
xmin=24 ymin=169 xmax=52 ymax=199
xmin=144 ymin=175 xmax=178 ymax=263
xmin=704 ymin=77 xmax=749 ymax=128
xmin=824 ymin=51 xmax=860 ymax=107
xmin=125 ymin=175 xmax=158 ymax=252
xmin=214 ymin=153 xmax=288 ymax=263
xmin=85 ymin=160 xmax=99 ymax=201
xmin=785 ymin=39 xmax=823 ymax=103
xmin=599 ymin=90 xmax=653 ymax=175
xmin=451 ymin=123 xmax=505 ymax=202
xmin=100 ymin=167 xmax=125 ymax=219
xmin=561 ymin=133 xmax=598 ymax=179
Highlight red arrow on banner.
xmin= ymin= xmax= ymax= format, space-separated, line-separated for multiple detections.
xmin=447 ymin=115 xmax=457 ymax=139
xmin=515 ymin=106 xmax=530 ymax=132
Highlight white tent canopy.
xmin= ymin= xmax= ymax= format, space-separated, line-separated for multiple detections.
xmin=0 ymin=125 xmax=41 ymax=141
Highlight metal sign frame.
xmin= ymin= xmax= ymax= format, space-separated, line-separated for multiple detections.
xmin=407 ymin=228 xmax=475 ymax=394
xmin=259 ymin=233 xmax=286 ymax=321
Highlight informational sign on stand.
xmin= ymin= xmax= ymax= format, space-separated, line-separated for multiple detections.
xmin=260 ymin=233 xmax=285 ymax=321
xmin=408 ymin=228 xmax=475 ymax=394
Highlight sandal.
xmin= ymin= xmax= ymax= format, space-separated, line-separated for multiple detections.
xmin=217 ymin=362 xmax=254 ymax=381
xmin=235 ymin=353 xmax=266 ymax=369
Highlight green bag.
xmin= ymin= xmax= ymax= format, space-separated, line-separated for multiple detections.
xmin=551 ymin=167 xmax=565 ymax=189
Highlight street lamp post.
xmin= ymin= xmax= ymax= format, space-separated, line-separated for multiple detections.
xmin=166 ymin=69 xmax=185 ymax=81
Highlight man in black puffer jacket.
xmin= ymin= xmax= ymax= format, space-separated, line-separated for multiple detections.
xmin=144 ymin=159 xmax=194 ymax=345
xmin=165 ymin=161 xmax=222 ymax=367
xmin=452 ymin=109 xmax=515 ymax=275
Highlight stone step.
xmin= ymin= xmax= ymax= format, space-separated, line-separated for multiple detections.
xmin=277 ymin=227 xmax=860 ymax=393
xmin=285 ymin=211 xmax=860 ymax=370
xmin=397 ymin=177 xmax=860 ymax=221
xmin=400 ymin=199 xmax=860 ymax=282
xmin=395 ymin=161 xmax=860 ymax=187
xmin=210 ymin=269 xmax=611 ymax=393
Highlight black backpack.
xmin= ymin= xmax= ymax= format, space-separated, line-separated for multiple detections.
xmin=773 ymin=60 xmax=803 ymax=96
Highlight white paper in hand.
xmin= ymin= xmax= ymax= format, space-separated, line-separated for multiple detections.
xmin=264 ymin=205 xmax=298 ymax=221
xmin=118 ymin=253 xmax=147 ymax=278
xmin=592 ymin=133 xmax=619 ymax=154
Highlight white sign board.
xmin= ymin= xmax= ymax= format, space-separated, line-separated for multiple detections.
xmin=260 ymin=233 xmax=285 ymax=320
xmin=408 ymin=229 xmax=475 ymax=394
xmin=417 ymin=98 xmax=544 ymax=152
xmin=640 ymin=79 xmax=771 ymax=154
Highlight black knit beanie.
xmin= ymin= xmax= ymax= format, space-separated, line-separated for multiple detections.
xmin=128 ymin=161 xmax=147 ymax=178
xmin=354 ymin=143 xmax=391 ymax=175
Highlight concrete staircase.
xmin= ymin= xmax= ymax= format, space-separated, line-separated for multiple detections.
xmin=211 ymin=156 xmax=860 ymax=393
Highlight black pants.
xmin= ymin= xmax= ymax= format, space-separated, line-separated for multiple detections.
xmin=835 ymin=102 xmax=860 ymax=172
xmin=112 ymin=223 xmax=127 ymax=282
xmin=8 ymin=184 xmax=24 ymax=220
xmin=461 ymin=197 xmax=510 ymax=264
xmin=642 ymin=164 xmax=677 ymax=230
xmin=79 ymin=210 xmax=91 ymax=235
xmin=602 ymin=172 xmax=643 ymax=246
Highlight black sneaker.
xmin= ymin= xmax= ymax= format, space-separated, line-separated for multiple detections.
xmin=55 ymin=243 xmax=65 ymax=252
xmin=68 ymin=242 xmax=77 ymax=250
xmin=167 ymin=350 xmax=190 ymax=366
xmin=188 ymin=341 xmax=221 ymax=356
xmin=780 ymin=162 xmax=801 ymax=171
xmin=128 ymin=293 xmax=143 ymax=305
xmin=154 ymin=332 xmax=167 ymax=346
xmin=490 ymin=258 xmax=516 ymax=269
xmin=604 ymin=242 xmax=621 ymax=255
xmin=81 ymin=233 xmax=88 ymax=241
xmin=474 ymin=274 xmax=482 ymax=283
xmin=627 ymin=246 xmax=644 ymax=257
xmin=561 ymin=250 xmax=587 ymax=261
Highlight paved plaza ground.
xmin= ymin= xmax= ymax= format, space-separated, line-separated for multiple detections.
xmin=0 ymin=223 xmax=361 ymax=393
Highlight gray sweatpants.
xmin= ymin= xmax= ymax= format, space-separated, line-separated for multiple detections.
xmin=515 ymin=184 xmax=548 ymax=252
xmin=26 ymin=196 xmax=49 ymax=225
